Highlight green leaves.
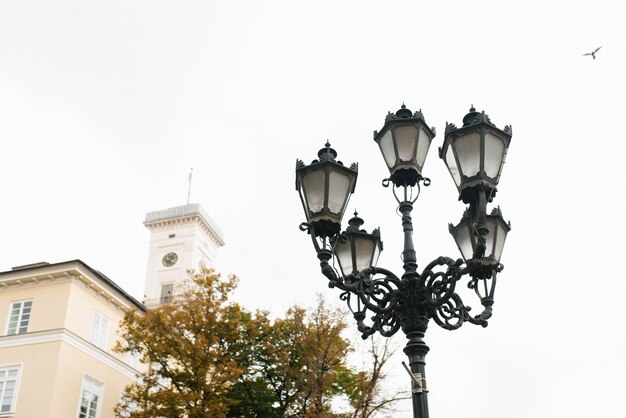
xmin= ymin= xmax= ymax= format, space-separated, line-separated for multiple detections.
xmin=229 ymin=298 xmax=352 ymax=418
xmin=115 ymin=269 xmax=405 ymax=418
xmin=115 ymin=267 xmax=245 ymax=418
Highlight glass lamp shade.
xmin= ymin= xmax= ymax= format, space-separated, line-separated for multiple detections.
xmin=332 ymin=213 xmax=383 ymax=280
xmin=373 ymin=105 xmax=436 ymax=187
xmin=296 ymin=142 xmax=358 ymax=238
xmin=440 ymin=107 xmax=512 ymax=203
xmin=449 ymin=207 xmax=511 ymax=264
xmin=448 ymin=213 xmax=474 ymax=261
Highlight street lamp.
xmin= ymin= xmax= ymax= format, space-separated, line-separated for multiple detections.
xmin=295 ymin=105 xmax=512 ymax=418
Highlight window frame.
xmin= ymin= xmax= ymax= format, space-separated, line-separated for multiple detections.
xmin=0 ymin=364 xmax=23 ymax=415
xmin=90 ymin=312 xmax=109 ymax=350
xmin=160 ymin=283 xmax=174 ymax=304
xmin=5 ymin=300 xmax=33 ymax=336
xmin=76 ymin=374 xmax=104 ymax=418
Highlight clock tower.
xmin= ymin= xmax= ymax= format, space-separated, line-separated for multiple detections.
xmin=143 ymin=203 xmax=225 ymax=307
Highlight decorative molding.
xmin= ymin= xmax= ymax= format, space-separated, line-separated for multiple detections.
xmin=144 ymin=203 xmax=225 ymax=247
xmin=0 ymin=263 xmax=142 ymax=313
xmin=73 ymin=274 xmax=127 ymax=313
xmin=145 ymin=214 xmax=224 ymax=247
xmin=0 ymin=275 xmax=71 ymax=290
xmin=0 ymin=328 xmax=139 ymax=380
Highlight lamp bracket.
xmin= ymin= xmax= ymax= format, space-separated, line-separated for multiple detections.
xmin=316 ymin=249 xmax=501 ymax=338
xmin=402 ymin=362 xmax=427 ymax=393
xmin=385 ymin=177 xmax=430 ymax=205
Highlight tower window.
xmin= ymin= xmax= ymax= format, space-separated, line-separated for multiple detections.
xmin=161 ymin=283 xmax=174 ymax=304
xmin=169 ymin=234 xmax=176 ymax=238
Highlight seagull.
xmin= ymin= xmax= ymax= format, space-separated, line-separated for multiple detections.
xmin=583 ymin=46 xmax=602 ymax=60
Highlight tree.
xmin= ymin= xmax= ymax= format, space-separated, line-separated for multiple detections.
xmin=116 ymin=268 xmax=405 ymax=418
xmin=114 ymin=267 xmax=253 ymax=418
xmin=343 ymin=338 xmax=409 ymax=418
xmin=228 ymin=298 xmax=400 ymax=418
xmin=223 ymin=310 xmax=281 ymax=418
xmin=264 ymin=298 xmax=352 ymax=417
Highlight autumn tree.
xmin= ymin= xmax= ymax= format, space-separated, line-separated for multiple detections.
xmin=115 ymin=267 xmax=405 ymax=418
xmin=228 ymin=298 xmax=402 ymax=418
xmin=114 ymin=267 xmax=254 ymax=418
xmin=343 ymin=338 xmax=409 ymax=418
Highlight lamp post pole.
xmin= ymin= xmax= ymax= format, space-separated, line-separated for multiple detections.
xmin=296 ymin=105 xmax=512 ymax=418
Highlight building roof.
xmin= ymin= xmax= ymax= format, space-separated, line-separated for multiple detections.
xmin=144 ymin=203 xmax=225 ymax=245
xmin=0 ymin=259 xmax=146 ymax=312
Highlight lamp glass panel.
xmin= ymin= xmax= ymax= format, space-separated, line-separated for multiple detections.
xmin=455 ymin=224 xmax=473 ymax=260
xmin=379 ymin=130 xmax=396 ymax=169
xmin=301 ymin=169 xmax=326 ymax=213
xmin=333 ymin=240 xmax=354 ymax=277
xmin=494 ymin=223 xmax=508 ymax=262
xmin=484 ymin=218 xmax=497 ymax=259
xmin=416 ymin=127 xmax=432 ymax=169
xmin=484 ymin=133 xmax=506 ymax=178
xmin=372 ymin=243 xmax=381 ymax=268
xmin=354 ymin=238 xmax=376 ymax=273
xmin=327 ymin=170 xmax=351 ymax=215
xmin=445 ymin=145 xmax=461 ymax=187
xmin=394 ymin=125 xmax=418 ymax=162
xmin=454 ymin=132 xmax=481 ymax=177
xmin=298 ymin=182 xmax=310 ymax=217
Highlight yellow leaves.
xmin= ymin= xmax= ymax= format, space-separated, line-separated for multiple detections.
xmin=115 ymin=268 xmax=247 ymax=418
xmin=115 ymin=270 xmax=404 ymax=418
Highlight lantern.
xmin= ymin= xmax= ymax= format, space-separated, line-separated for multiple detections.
xmin=440 ymin=107 xmax=512 ymax=203
xmin=296 ymin=142 xmax=358 ymax=238
xmin=373 ymin=104 xmax=436 ymax=187
xmin=449 ymin=207 xmax=511 ymax=264
xmin=332 ymin=212 xmax=383 ymax=280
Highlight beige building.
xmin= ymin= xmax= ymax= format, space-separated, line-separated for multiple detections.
xmin=0 ymin=203 xmax=223 ymax=417
xmin=0 ymin=260 xmax=145 ymax=418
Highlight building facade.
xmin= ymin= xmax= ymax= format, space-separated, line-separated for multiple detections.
xmin=0 ymin=203 xmax=223 ymax=417
xmin=0 ymin=260 xmax=145 ymax=417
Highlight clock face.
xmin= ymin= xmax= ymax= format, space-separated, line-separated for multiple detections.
xmin=162 ymin=252 xmax=178 ymax=267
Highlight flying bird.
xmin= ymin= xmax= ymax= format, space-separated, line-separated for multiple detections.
xmin=583 ymin=46 xmax=602 ymax=60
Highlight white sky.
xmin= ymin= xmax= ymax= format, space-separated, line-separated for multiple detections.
xmin=2 ymin=1 xmax=626 ymax=416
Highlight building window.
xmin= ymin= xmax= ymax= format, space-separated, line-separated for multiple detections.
xmin=160 ymin=283 xmax=173 ymax=304
xmin=0 ymin=366 xmax=20 ymax=414
xmin=78 ymin=376 xmax=103 ymax=418
xmin=6 ymin=300 xmax=32 ymax=335
xmin=90 ymin=312 xmax=109 ymax=349
xmin=125 ymin=351 xmax=140 ymax=370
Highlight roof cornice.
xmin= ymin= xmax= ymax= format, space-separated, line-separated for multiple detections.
xmin=143 ymin=203 xmax=225 ymax=246
xmin=0 ymin=260 xmax=146 ymax=312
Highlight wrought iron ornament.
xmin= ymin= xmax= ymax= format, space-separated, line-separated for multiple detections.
xmin=296 ymin=105 xmax=512 ymax=418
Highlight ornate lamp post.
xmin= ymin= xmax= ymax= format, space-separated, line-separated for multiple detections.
xmin=295 ymin=105 xmax=512 ymax=418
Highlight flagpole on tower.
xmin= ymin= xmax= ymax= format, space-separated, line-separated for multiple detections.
xmin=187 ymin=168 xmax=193 ymax=205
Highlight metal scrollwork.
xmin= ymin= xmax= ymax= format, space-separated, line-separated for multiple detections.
xmin=314 ymin=242 xmax=501 ymax=338
xmin=421 ymin=257 xmax=462 ymax=306
xmin=303 ymin=187 xmax=503 ymax=341
xmin=432 ymin=293 xmax=467 ymax=330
